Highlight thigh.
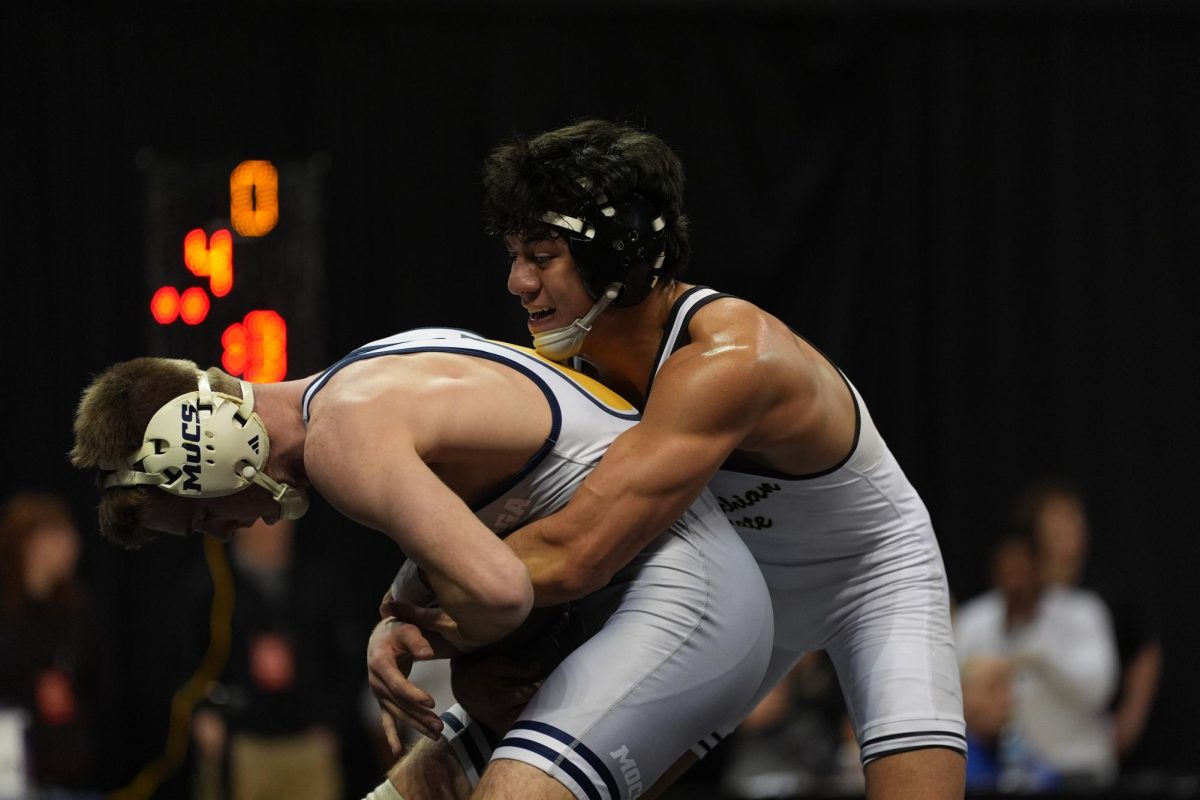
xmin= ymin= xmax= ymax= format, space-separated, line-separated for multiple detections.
xmin=449 ymin=519 xmax=774 ymax=800
xmin=474 ymin=758 xmax=575 ymax=800
xmin=824 ymin=550 xmax=965 ymax=765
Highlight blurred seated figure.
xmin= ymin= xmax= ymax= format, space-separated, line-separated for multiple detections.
xmin=961 ymin=655 xmax=1057 ymax=792
xmin=186 ymin=518 xmax=359 ymax=800
xmin=955 ymin=532 xmax=1119 ymax=790
xmin=1016 ymin=478 xmax=1163 ymax=764
xmin=0 ymin=491 xmax=110 ymax=797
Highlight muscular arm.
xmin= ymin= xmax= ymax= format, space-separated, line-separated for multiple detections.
xmin=307 ymin=358 xmax=536 ymax=648
xmin=506 ymin=336 xmax=779 ymax=605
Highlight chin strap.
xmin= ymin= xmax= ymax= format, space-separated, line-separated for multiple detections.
xmin=532 ymin=283 xmax=621 ymax=362
xmin=239 ymin=464 xmax=310 ymax=520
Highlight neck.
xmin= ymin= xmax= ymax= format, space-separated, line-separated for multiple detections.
xmin=578 ymin=280 xmax=690 ymax=406
xmin=254 ymin=378 xmax=312 ymax=487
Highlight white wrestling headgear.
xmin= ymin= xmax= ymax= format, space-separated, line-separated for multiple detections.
xmin=101 ymin=372 xmax=309 ymax=520
xmin=531 ymin=283 xmax=621 ymax=362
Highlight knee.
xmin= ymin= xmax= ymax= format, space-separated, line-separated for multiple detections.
xmin=864 ymin=747 xmax=966 ymax=800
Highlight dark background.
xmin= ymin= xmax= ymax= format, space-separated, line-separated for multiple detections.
xmin=3 ymin=0 xmax=1197 ymax=794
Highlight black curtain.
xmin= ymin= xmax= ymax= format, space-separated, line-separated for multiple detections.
xmin=4 ymin=1 xmax=1197 ymax=787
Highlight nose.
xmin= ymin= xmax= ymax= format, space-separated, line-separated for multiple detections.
xmin=508 ymin=257 xmax=541 ymax=298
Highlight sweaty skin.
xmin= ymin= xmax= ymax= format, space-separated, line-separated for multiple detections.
xmin=494 ymin=235 xmax=965 ymax=800
xmin=374 ymin=237 xmax=964 ymax=800
xmin=304 ymin=352 xmax=548 ymax=649
xmin=502 ymin=235 xmax=857 ymax=604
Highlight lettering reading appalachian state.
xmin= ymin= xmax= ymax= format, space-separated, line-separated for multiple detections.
xmin=717 ymin=482 xmax=781 ymax=514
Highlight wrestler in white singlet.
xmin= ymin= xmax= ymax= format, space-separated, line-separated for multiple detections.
xmin=655 ymin=288 xmax=966 ymax=765
xmin=303 ymin=328 xmax=774 ymax=800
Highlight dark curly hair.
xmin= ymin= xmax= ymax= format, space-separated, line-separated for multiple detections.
xmin=482 ymin=119 xmax=691 ymax=278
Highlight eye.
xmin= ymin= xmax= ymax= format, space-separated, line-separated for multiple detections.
xmin=533 ymin=253 xmax=555 ymax=267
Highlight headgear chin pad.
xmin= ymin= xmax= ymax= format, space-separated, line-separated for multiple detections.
xmin=542 ymin=186 xmax=667 ymax=308
xmin=102 ymin=373 xmax=309 ymax=520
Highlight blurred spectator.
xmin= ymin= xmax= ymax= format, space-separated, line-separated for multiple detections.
xmin=184 ymin=518 xmax=360 ymax=800
xmin=956 ymin=532 xmax=1119 ymax=789
xmin=719 ymin=652 xmax=858 ymax=798
xmin=960 ymin=655 xmax=1057 ymax=792
xmin=0 ymin=491 xmax=112 ymax=797
xmin=1016 ymin=478 xmax=1164 ymax=763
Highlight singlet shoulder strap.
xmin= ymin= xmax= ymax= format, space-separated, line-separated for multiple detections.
xmin=645 ymin=286 xmax=734 ymax=398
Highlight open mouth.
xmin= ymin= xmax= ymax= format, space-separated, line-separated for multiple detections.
xmin=528 ymin=307 xmax=555 ymax=322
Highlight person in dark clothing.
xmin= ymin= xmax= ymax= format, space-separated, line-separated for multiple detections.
xmin=184 ymin=517 xmax=361 ymax=800
xmin=0 ymin=491 xmax=113 ymax=796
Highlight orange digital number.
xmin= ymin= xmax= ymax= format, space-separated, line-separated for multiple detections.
xmin=183 ymin=228 xmax=234 ymax=297
xmin=222 ymin=310 xmax=287 ymax=383
xmin=230 ymin=160 xmax=279 ymax=237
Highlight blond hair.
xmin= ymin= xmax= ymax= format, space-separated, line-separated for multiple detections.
xmin=70 ymin=358 xmax=240 ymax=548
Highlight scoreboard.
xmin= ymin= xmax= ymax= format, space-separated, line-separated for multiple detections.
xmin=140 ymin=153 xmax=328 ymax=382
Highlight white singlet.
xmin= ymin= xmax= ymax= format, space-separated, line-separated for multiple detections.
xmin=303 ymin=328 xmax=774 ymax=800
xmin=653 ymin=288 xmax=966 ymax=764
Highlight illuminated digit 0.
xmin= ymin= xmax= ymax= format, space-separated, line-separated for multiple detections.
xmin=230 ymin=160 xmax=279 ymax=237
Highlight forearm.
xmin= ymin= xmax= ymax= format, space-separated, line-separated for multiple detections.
xmin=1114 ymin=642 xmax=1163 ymax=750
xmin=425 ymin=564 xmax=533 ymax=648
xmin=505 ymin=481 xmax=691 ymax=606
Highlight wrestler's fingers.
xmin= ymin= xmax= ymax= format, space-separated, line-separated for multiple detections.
xmin=380 ymin=710 xmax=403 ymax=759
xmin=384 ymin=621 xmax=436 ymax=659
xmin=368 ymin=667 xmax=436 ymax=709
xmin=376 ymin=694 xmax=443 ymax=740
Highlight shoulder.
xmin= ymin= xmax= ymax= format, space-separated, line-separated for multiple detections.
xmin=662 ymin=295 xmax=784 ymax=376
xmin=660 ymin=290 xmax=816 ymax=403
xmin=308 ymin=352 xmax=489 ymax=422
xmin=687 ymin=294 xmax=785 ymax=350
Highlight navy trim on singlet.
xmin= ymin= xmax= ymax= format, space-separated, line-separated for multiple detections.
xmin=861 ymin=729 xmax=968 ymax=749
xmin=643 ymin=286 xmax=733 ymax=400
xmin=652 ymin=288 xmax=865 ymax=482
xmin=441 ymin=712 xmax=489 ymax=774
xmin=475 ymin=336 xmax=640 ymax=422
xmin=508 ymin=720 xmax=622 ymax=800
xmin=300 ymin=344 xmax=563 ymax=513
xmin=496 ymin=737 xmax=604 ymax=800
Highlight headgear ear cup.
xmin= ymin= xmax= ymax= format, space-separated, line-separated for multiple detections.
xmin=542 ymin=189 xmax=667 ymax=307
